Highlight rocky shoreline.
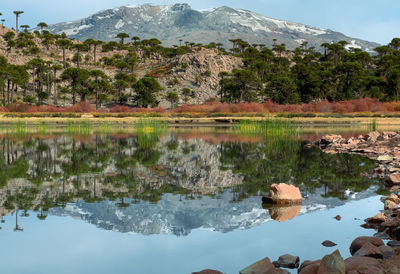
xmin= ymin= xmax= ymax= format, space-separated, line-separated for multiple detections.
xmin=193 ymin=131 xmax=400 ymax=274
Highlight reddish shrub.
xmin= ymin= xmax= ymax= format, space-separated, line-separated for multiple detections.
xmin=66 ymin=102 xmax=94 ymax=113
xmin=7 ymin=103 xmax=32 ymax=112
xmin=0 ymin=106 xmax=9 ymax=112
xmin=262 ymin=100 xmax=282 ymax=112
xmin=352 ymin=98 xmax=369 ymax=112
xmin=109 ymin=105 xmax=132 ymax=113
xmin=154 ymin=107 xmax=165 ymax=113
xmin=315 ymin=100 xmax=333 ymax=113
xmin=282 ymin=104 xmax=302 ymax=113
xmin=97 ymin=107 xmax=109 ymax=113
xmin=301 ymin=103 xmax=316 ymax=112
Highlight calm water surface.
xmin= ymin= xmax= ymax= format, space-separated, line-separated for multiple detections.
xmin=0 ymin=127 xmax=387 ymax=274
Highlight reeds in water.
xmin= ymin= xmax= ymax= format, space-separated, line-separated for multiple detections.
xmin=67 ymin=121 xmax=91 ymax=135
xmin=135 ymin=119 xmax=167 ymax=148
xmin=235 ymin=119 xmax=299 ymax=138
xmin=369 ymin=119 xmax=377 ymax=131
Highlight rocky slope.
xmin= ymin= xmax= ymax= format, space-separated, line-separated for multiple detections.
xmin=0 ymin=26 xmax=242 ymax=106
xmin=45 ymin=3 xmax=379 ymax=51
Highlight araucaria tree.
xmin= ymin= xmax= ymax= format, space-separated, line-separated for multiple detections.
xmin=133 ymin=77 xmax=162 ymax=108
xmin=13 ymin=11 xmax=24 ymax=32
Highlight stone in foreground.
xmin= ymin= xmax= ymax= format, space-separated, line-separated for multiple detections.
xmin=192 ymin=270 xmax=223 ymax=274
xmin=240 ymin=257 xmax=289 ymax=274
xmin=353 ymin=242 xmax=383 ymax=259
xmin=262 ymin=183 xmax=302 ymax=205
xmin=344 ymin=256 xmax=384 ymax=274
xmin=322 ymin=240 xmax=337 ymax=247
xmin=272 ymin=254 xmax=300 ymax=269
xmin=317 ymin=250 xmax=345 ymax=274
xmin=349 ymin=236 xmax=384 ymax=255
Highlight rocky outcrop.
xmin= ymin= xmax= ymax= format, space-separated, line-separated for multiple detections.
xmin=158 ymin=48 xmax=242 ymax=105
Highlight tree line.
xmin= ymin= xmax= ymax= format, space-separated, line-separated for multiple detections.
xmin=218 ymin=38 xmax=400 ymax=104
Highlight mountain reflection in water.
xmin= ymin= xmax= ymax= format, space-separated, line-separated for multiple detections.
xmin=0 ymin=131 xmax=383 ymax=235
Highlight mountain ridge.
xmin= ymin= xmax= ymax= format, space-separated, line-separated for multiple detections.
xmin=44 ymin=3 xmax=380 ymax=51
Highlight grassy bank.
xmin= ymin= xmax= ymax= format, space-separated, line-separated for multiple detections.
xmin=0 ymin=115 xmax=400 ymax=126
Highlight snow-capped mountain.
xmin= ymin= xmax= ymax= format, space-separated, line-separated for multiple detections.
xmin=46 ymin=3 xmax=379 ymax=51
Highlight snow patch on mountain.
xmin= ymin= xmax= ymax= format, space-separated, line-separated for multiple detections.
xmin=44 ymin=3 xmax=380 ymax=51
xmin=115 ymin=20 xmax=125 ymax=29
xmin=345 ymin=40 xmax=362 ymax=50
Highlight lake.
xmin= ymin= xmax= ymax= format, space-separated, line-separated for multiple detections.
xmin=0 ymin=126 xmax=387 ymax=274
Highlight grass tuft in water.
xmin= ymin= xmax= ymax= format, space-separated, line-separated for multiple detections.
xmin=135 ymin=119 xmax=167 ymax=148
xmin=369 ymin=119 xmax=377 ymax=131
xmin=67 ymin=121 xmax=91 ymax=135
xmin=235 ymin=119 xmax=299 ymax=138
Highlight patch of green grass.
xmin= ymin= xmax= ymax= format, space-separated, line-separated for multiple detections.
xmin=135 ymin=119 xmax=168 ymax=148
xmin=235 ymin=119 xmax=299 ymax=138
xmin=67 ymin=121 xmax=91 ymax=135
xmin=369 ymin=119 xmax=377 ymax=131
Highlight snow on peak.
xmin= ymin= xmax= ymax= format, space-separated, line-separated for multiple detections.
xmin=345 ymin=40 xmax=362 ymax=50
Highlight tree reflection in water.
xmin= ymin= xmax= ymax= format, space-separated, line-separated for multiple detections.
xmin=0 ymin=131 xmax=382 ymax=229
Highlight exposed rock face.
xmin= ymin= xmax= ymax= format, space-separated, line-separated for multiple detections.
xmin=43 ymin=4 xmax=379 ymax=51
xmin=157 ymin=48 xmax=243 ymax=105
xmin=262 ymin=183 xmax=302 ymax=205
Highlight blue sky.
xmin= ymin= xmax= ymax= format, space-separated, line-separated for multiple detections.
xmin=1 ymin=0 xmax=399 ymax=44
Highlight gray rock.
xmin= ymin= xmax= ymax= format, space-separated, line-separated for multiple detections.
xmin=272 ymin=254 xmax=300 ymax=269
xmin=387 ymin=240 xmax=400 ymax=247
xmin=379 ymin=245 xmax=395 ymax=260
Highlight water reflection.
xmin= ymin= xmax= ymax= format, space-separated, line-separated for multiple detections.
xmin=0 ymin=131 xmax=382 ymax=235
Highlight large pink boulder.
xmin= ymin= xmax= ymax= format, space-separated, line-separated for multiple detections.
xmin=263 ymin=183 xmax=302 ymax=205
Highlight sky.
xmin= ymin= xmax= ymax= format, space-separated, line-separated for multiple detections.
xmin=1 ymin=0 xmax=399 ymax=44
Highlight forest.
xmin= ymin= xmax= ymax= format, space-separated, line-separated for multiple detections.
xmin=0 ymin=14 xmax=400 ymax=113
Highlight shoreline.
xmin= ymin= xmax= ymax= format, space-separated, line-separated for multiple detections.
xmin=227 ymin=131 xmax=400 ymax=274
xmin=0 ymin=116 xmax=400 ymax=126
